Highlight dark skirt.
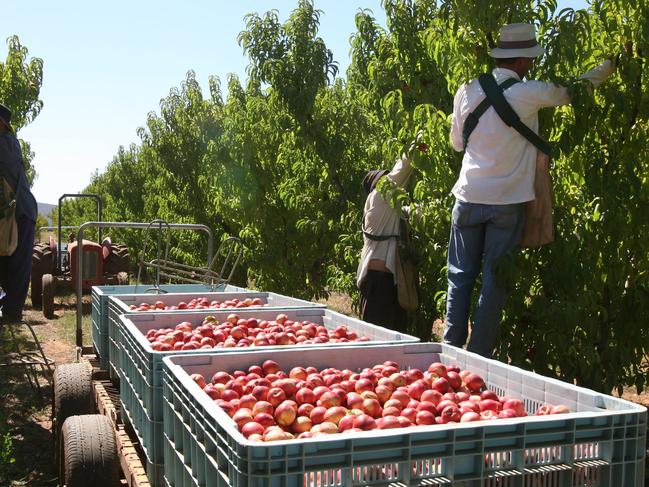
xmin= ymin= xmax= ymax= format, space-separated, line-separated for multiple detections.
xmin=359 ymin=270 xmax=408 ymax=334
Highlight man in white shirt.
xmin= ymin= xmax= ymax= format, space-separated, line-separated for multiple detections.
xmin=357 ymin=148 xmax=414 ymax=332
xmin=444 ymin=23 xmax=615 ymax=358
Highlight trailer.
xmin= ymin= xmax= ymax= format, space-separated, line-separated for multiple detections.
xmin=51 ymin=220 xmax=242 ymax=487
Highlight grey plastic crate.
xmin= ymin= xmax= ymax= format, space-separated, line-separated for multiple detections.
xmin=91 ymin=283 xmax=245 ymax=369
xmin=118 ymin=307 xmax=419 ymax=485
xmin=106 ymin=291 xmax=324 ymax=380
xmin=161 ymin=342 xmax=647 ymax=487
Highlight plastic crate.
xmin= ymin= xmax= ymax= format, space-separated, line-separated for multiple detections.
xmin=91 ymin=283 xmax=245 ymax=370
xmin=107 ymin=291 xmax=324 ymax=380
xmin=118 ymin=307 xmax=418 ymax=484
xmin=161 ymin=342 xmax=647 ymax=487
xmin=120 ymin=368 xmax=165 ymax=487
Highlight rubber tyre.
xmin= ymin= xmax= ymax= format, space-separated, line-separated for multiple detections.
xmin=53 ymin=363 xmax=94 ymax=444
xmin=60 ymin=415 xmax=119 ymax=487
xmin=42 ymin=273 xmax=56 ymax=319
xmin=31 ymin=242 xmax=53 ymax=308
xmin=103 ymin=243 xmax=129 ymax=275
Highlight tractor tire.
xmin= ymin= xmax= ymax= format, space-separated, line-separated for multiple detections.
xmin=53 ymin=363 xmax=95 ymax=444
xmin=42 ymin=274 xmax=56 ymax=319
xmin=103 ymin=243 xmax=129 ymax=275
xmin=60 ymin=415 xmax=119 ymax=487
xmin=31 ymin=242 xmax=53 ymax=308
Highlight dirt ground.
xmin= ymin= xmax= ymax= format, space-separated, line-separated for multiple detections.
xmin=1 ymin=296 xmax=648 ymax=486
xmin=0 ymin=300 xmax=78 ymax=487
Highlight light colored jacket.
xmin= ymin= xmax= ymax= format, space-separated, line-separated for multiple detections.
xmin=357 ymin=154 xmax=413 ymax=287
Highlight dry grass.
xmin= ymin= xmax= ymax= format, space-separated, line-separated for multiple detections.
xmin=316 ymin=291 xmax=357 ymax=317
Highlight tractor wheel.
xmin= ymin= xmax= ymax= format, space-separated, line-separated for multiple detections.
xmin=52 ymin=363 xmax=95 ymax=459
xmin=103 ymin=243 xmax=129 ymax=275
xmin=42 ymin=274 xmax=56 ymax=319
xmin=60 ymin=415 xmax=119 ymax=487
xmin=31 ymin=242 xmax=53 ymax=308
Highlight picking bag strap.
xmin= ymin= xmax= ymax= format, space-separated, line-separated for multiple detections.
xmin=477 ymin=74 xmax=552 ymax=156
xmin=361 ymin=218 xmax=400 ymax=242
xmin=462 ymin=77 xmax=519 ymax=150
xmin=362 ymin=226 xmax=398 ymax=242
xmin=363 ymin=232 xmax=397 ymax=242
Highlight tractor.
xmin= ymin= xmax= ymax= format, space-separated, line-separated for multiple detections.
xmin=31 ymin=194 xmax=129 ymax=318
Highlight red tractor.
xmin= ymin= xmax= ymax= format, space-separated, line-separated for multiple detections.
xmin=31 ymin=194 xmax=129 ymax=318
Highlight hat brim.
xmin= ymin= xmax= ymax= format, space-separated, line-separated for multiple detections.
xmin=489 ymin=45 xmax=545 ymax=59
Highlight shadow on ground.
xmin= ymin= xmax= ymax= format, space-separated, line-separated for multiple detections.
xmin=0 ymin=327 xmax=57 ymax=486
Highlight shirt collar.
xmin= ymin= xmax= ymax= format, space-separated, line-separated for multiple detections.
xmin=492 ymin=67 xmax=521 ymax=81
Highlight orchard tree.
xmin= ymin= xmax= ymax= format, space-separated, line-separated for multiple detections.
xmin=0 ymin=35 xmax=43 ymax=183
xmin=344 ymin=0 xmax=648 ymax=393
xmin=226 ymin=0 xmax=374 ymax=298
xmin=81 ymin=0 xmax=648 ymax=394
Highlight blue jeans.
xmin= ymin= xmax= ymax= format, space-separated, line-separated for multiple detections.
xmin=0 ymin=216 xmax=35 ymax=320
xmin=443 ymin=200 xmax=525 ymax=358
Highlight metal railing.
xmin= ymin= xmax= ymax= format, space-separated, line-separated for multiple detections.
xmin=75 ymin=221 xmax=214 ymax=347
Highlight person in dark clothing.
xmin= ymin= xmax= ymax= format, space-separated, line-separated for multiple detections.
xmin=0 ymin=103 xmax=37 ymax=323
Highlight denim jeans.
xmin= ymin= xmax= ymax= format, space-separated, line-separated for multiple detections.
xmin=0 ymin=216 xmax=35 ymax=321
xmin=443 ymin=200 xmax=525 ymax=358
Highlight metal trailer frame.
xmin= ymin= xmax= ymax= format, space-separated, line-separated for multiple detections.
xmin=54 ymin=219 xmax=240 ymax=487
xmin=75 ymin=221 xmax=215 ymax=348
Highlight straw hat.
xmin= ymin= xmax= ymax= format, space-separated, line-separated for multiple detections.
xmin=489 ymin=23 xmax=545 ymax=59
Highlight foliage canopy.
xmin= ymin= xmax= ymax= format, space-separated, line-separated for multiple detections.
xmin=75 ymin=0 xmax=648 ymax=395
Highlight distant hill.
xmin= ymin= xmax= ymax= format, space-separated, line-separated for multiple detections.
xmin=37 ymin=202 xmax=57 ymax=224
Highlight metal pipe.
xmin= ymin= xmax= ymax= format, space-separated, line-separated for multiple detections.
xmin=75 ymin=221 xmax=213 ymax=347
xmin=57 ymin=194 xmax=103 ymax=270
xmin=37 ymin=226 xmax=78 ymax=241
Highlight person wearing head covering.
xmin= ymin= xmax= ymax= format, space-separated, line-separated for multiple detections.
xmin=0 ymin=103 xmax=38 ymax=323
xmin=356 ymin=144 xmax=415 ymax=332
xmin=443 ymin=23 xmax=616 ymax=358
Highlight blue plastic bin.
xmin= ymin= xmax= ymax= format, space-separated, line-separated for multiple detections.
xmin=118 ymin=307 xmax=419 ymax=486
xmin=161 ymin=342 xmax=647 ymax=487
xmin=91 ymin=283 xmax=245 ymax=369
xmin=106 ymin=290 xmax=323 ymax=380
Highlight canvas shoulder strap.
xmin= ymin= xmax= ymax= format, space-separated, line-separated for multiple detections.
xmin=476 ymin=74 xmax=552 ymax=156
xmin=462 ymin=77 xmax=519 ymax=150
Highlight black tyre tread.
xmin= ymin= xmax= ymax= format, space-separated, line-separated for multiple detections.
xmin=53 ymin=363 xmax=94 ymax=440
xmin=61 ymin=415 xmax=119 ymax=487
xmin=31 ymin=244 xmax=53 ymax=307
xmin=103 ymin=243 xmax=130 ymax=275
xmin=111 ymin=243 xmax=128 ymax=253
xmin=32 ymin=243 xmax=54 ymax=271
xmin=42 ymin=273 xmax=56 ymax=319
xmin=30 ymin=268 xmax=43 ymax=307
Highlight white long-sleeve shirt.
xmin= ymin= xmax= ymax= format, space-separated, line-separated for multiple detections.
xmin=356 ymin=154 xmax=413 ymax=287
xmin=450 ymin=60 xmax=614 ymax=204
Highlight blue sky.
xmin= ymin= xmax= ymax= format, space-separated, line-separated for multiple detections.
xmin=4 ymin=1 xmax=585 ymax=205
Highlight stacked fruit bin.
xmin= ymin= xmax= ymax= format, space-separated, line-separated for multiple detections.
xmin=106 ymin=291 xmax=323 ymax=380
xmin=161 ymin=343 xmax=646 ymax=487
xmin=117 ymin=306 xmax=419 ymax=486
xmin=91 ymin=283 xmax=246 ymax=369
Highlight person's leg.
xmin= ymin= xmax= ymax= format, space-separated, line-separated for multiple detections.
xmin=1 ymin=216 xmax=35 ymax=320
xmin=467 ymin=203 xmax=525 ymax=357
xmin=444 ymin=201 xmax=486 ymax=347
xmin=360 ymin=270 xmax=406 ymax=331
